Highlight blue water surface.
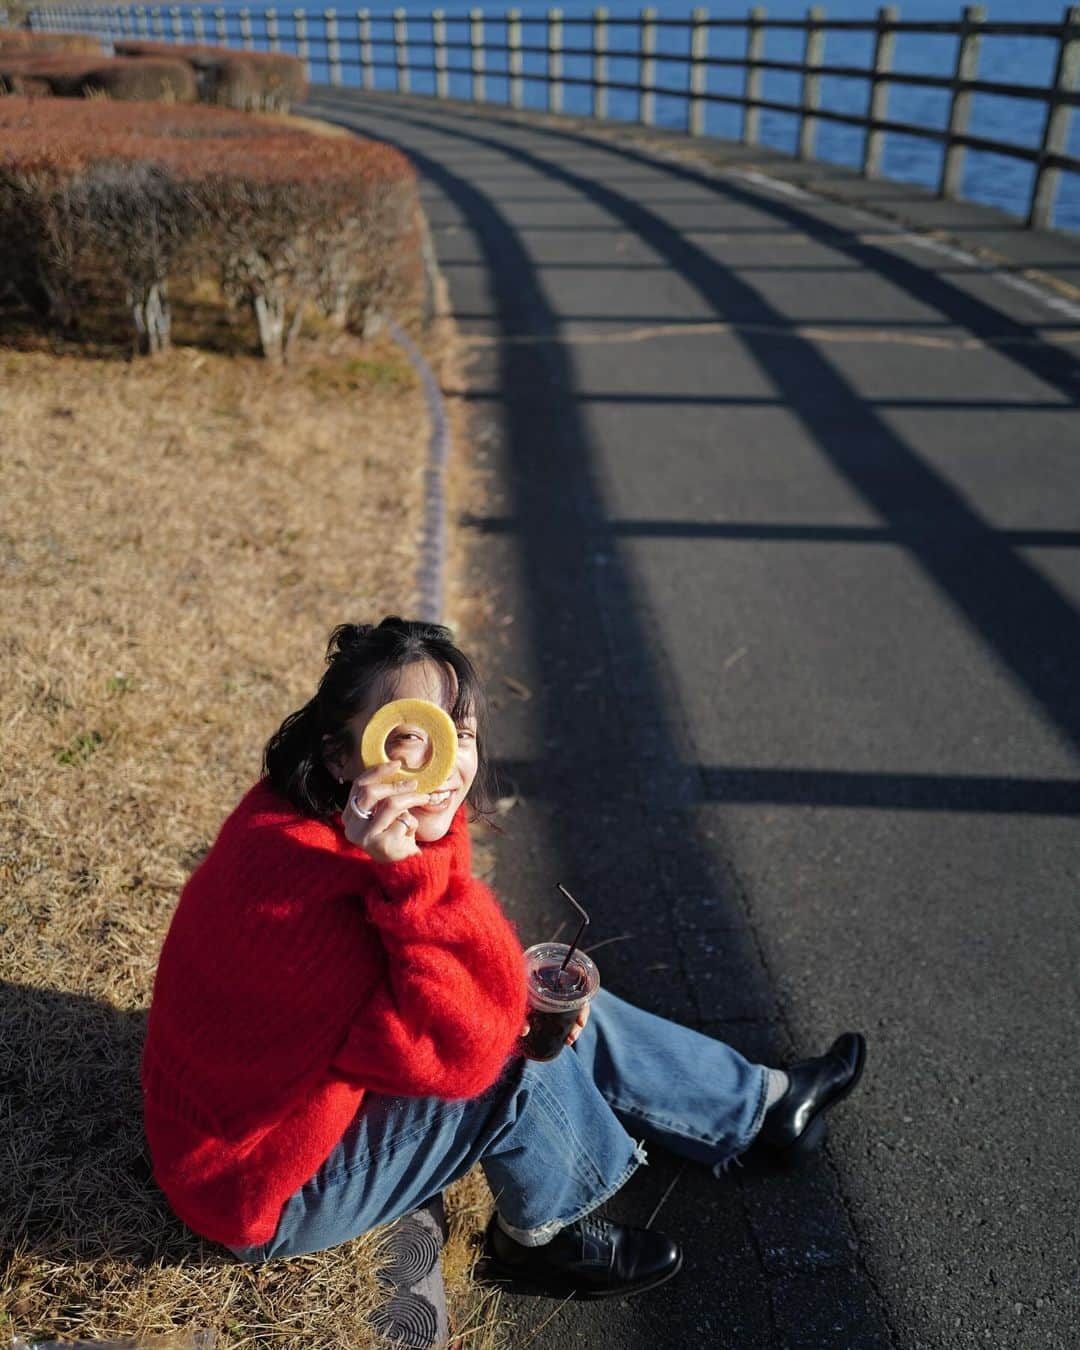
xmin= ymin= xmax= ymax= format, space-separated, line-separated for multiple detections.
xmin=86 ymin=0 xmax=1080 ymax=229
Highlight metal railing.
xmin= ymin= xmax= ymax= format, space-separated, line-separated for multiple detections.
xmin=26 ymin=4 xmax=1080 ymax=230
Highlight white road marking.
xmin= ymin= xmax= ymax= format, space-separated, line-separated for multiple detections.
xmin=724 ymin=168 xmax=1080 ymax=323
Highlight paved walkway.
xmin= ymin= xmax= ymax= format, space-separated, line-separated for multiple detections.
xmin=306 ymin=89 xmax=1080 ymax=1350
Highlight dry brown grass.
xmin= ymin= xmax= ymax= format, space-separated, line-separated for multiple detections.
xmin=0 ymin=329 xmax=508 ymax=1347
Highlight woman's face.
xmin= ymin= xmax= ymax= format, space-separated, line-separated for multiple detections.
xmin=337 ymin=659 xmax=479 ymax=843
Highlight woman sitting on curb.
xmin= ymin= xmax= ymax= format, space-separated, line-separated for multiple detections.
xmin=141 ymin=617 xmax=866 ymax=1299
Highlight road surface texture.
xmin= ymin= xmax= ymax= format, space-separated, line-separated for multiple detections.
xmin=305 ymin=89 xmax=1079 ymax=1350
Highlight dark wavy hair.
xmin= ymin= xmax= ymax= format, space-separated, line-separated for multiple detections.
xmin=263 ymin=617 xmax=496 ymax=821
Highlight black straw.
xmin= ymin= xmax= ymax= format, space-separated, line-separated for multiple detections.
xmin=556 ymin=884 xmax=590 ymax=972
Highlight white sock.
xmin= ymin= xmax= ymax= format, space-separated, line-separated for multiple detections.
xmin=496 ymin=1211 xmax=560 ymax=1247
xmin=764 ymin=1068 xmax=789 ymax=1111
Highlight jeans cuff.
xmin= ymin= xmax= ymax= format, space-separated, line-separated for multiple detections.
xmin=494 ymin=1213 xmax=567 ymax=1247
xmin=496 ymin=1139 xmax=648 ymax=1247
xmin=711 ymin=1063 xmax=771 ymax=1177
xmin=228 ymin=1239 xmax=270 ymax=1264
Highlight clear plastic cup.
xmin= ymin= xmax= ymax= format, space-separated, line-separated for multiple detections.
xmin=520 ymin=942 xmax=600 ymax=1061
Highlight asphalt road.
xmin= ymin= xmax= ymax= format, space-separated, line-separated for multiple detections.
xmin=306 ymin=89 xmax=1080 ymax=1350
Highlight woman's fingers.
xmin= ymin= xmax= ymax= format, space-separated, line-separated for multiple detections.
xmin=340 ymin=761 xmax=429 ymax=861
xmin=342 ymin=768 xmax=429 ymax=858
xmin=565 ymin=1003 xmax=591 ymax=1046
xmin=348 ymin=775 xmax=428 ymax=820
xmin=368 ymin=792 xmax=429 ymax=824
xmin=353 ymin=761 xmax=401 ymax=783
xmin=350 ymin=766 xmax=419 ymax=798
xmin=351 ymin=761 xmax=411 ymax=789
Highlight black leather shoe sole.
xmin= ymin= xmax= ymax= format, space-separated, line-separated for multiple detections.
xmin=479 ymin=1246 xmax=684 ymax=1301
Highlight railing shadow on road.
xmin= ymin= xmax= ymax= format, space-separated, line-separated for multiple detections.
xmin=492 ymin=756 xmax=1080 ymax=818
xmin=446 ymin=257 xmax=1079 ymax=279
xmin=450 ymin=308 xmax=1079 ymax=331
xmin=465 ymin=517 xmax=1080 ymax=550
xmin=382 ymin=100 xmax=1080 ymax=397
xmin=314 ymin=92 xmax=1080 ymax=773
xmin=458 ymin=391 xmax=1074 ymax=414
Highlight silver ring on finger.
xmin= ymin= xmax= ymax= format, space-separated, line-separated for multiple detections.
xmin=352 ymin=800 xmax=375 ymax=820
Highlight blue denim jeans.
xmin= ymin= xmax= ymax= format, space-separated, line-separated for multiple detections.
xmin=229 ymin=990 xmax=770 ymax=1262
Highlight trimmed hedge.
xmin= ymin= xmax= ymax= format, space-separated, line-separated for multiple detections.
xmin=0 ymin=27 xmax=108 ymax=92
xmin=115 ymin=39 xmax=307 ymax=111
xmin=0 ymin=97 xmax=421 ymax=360
xmin=0 ymin=31 xmax=306 ymax=111
xmin=3 ymin=55 xmax=198 ymax=102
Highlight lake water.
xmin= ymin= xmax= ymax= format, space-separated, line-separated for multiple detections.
xmin=101 ymin=1 xmax=1080 ymax=229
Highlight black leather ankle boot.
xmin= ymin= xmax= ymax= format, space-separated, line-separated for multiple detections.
xmin=754 ymin=1032 xmax=867 ymax=1165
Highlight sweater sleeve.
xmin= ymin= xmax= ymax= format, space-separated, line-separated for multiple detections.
xmin=330 ymin=815 xmax=527 ymax=1100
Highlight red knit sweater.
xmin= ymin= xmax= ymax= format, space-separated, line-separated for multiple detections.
xmin=141 ymin=780 xmax=527 ymax=1247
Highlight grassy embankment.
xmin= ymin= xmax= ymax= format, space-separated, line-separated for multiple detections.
xmin=0 ymin=120 xmax=512 ymax=1350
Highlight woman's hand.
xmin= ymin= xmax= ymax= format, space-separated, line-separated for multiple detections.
xmin=343 ymin=762 xmax=432 ymax=863
xmin=565 ymin=1002 xmax=590 ymax=1048
xmin=518 ymin=1004 xmax=590 ymax=1047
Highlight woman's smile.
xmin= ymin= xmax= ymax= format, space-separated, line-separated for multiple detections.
xmin=417 ymin=787 xmax=455 ymax=812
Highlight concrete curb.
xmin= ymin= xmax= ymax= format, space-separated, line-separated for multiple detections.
xmin=381 ymin=209 xmax=455 ymax=626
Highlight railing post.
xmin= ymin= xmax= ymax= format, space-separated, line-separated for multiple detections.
xmin=137 ymin=5 xmax=149 ymax=37
xmin=689 ymin=5 xmax=708 ymax=136
xmin=169 ymin=5 xmax=182 ymax=41
xmin=593 ymin=7 xmax=608 ymax=120
xmin=743 ymin=5 xmax=765 ymax=144
xmin=152 ymin=7 xmax=165 ymax=39
xmin=548 ymin=8 xmax=563 ymax=113
xmin=432 ymin=9 xmax=448 ymax=98
xmin=213 ymin=5 xmax=226 ymax=44
xmin=356 ymin=8 xmax=372 ymax=89
xmin=358 ymin=8 xmax=374 ymax=90
xmin=863 ymin=4 xmax=898 ymax=177
xmin=799 ymin=4 xmax=826 ymax=159
xmin=239 ymin=6 xmax=253 ymax=49
xmin=326 ymin=9 xmax=341 ymax=84
xmin=192 ymin=6 xmax=205 ymax=41
xmin=294 ymin=8 xmax=309 ymax=69
xmin=264 ymin=8 xmax=279 ymax=51
xmin=508 ymin=8 xmax=523 ymax=108
xmin=939 ymin=3 xmax=985 ymax=199
xmin=470 ymin=8 xmax=486 ymax=103
xmin=640 ymin=6 xmax=657 ymax=125
xmin=394 ymin=7 xmax=409 ymax=94
xmin=1028 ymin=3 xmax=1080 ymax=229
